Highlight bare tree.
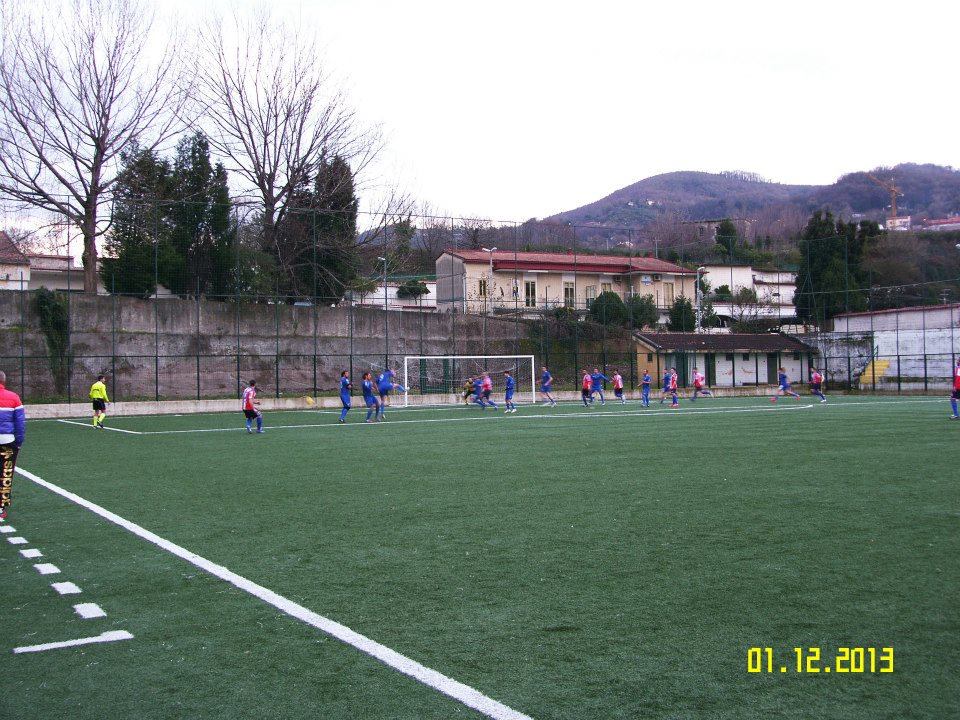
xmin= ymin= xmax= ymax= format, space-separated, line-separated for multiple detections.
xmin=0 ymin=0 xmax=191 ymax=293
xmin=198 ymin=11 xmax=380 ymax=261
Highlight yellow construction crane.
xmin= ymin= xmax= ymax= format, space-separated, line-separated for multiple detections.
xmin=866 ymin=173 xmax=904 ymax=219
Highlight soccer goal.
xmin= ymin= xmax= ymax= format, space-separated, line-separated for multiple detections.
xmin=402 ymin=355 xmax=536 ymax=407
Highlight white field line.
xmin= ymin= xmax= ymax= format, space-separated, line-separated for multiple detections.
xmin=14 ymin=467 xmax=532 ymax=720
xmin=34 ymin=563 xmax=60 ymax=575
xmin=73 ymin=602 xmax=107 ymax=619
xmin=56 ymin=419 xmax=143 ymax=435
xmin=0 ymin=525 xmax=15 ymax=533
xmin=51 ymin=581 xmax=81 ymax=595
xmin=13 ymin=630 xmax=133 ymax=654
xmin=51 ymin=397 xmax=945 ymax=437
xmin=132 ymin=403 xmax=817 ymax=435
xmin=20 ymin=548 xmax=42 ymax=558
xmin=7 ymin=536 xmax=28 ymax=544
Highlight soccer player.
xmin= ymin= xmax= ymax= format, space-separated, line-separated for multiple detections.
xmin=691 ymin=367 xmax=712 ymax=401
xmin=89 ymin=374 xmax=109 ymax=429
xmin=540 ymin=366 xmax=557 ymax=406
xmin=611 ymin=369 xmax=626 ymax=404
xmin=462 ymin=376 xmax=476 ymax=404
xmin=338 ymin=370 xmax=352 ymax=423
xmin=581 ymin=369 xmax=592 ymax=406
xmin=590 ymin=367 xmax=610 ymax=405
xmin=810 ymin=367 xmax=827 ymax=403
xmin=641 ymin=369 xmax=652 ymax=407
xmin=471 ymin=375 xmax=487 ymax=408
xmin=481 ymin=372 xmax=498 ymax=409
xmin=0 ymin=370 xmax=26 ymax=522
xmin=503 ymin=370 xmax=517 ymax=413
xmin=771 ymin=367 xmax=800 ymax=402
xmin=376 ymin=369 xmax=396 ymax=419
xmin=659 ymin=368 xmax=672 ymax=404
xmin=950 ymin=358 xmax=960 ymax=420
xmin=242 ymin=379 xmax=263 ymax=433
xmin=361 ymin=372 xmax=380 ymax=422
xmin=668 ymin=367 xmax=680 ymax=408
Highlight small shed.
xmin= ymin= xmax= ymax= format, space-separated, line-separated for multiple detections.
xmin=634 ymin=332 xmax=818 ymax=387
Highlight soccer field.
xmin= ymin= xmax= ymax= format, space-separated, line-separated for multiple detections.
xmin=3 ymin=396 xmax=958 ymax=719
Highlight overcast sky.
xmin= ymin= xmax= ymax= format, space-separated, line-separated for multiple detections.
xmin=167 ymin=0 xmax=960 ymax=221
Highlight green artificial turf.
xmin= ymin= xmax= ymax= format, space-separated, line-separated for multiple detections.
xmin=2 ymin=396 xmax=958 ymax=719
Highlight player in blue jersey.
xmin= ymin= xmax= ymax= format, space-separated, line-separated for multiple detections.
xmin=338 ymin=370 xmax=352 ymax=423
xmin=771 ymin=367 xmax=800 ymax=402
xmin=471 ymin=376 xmax=487 ymax=408
xmin=503 ymin=370 xmax=517 ymax=413
xmin=659 ymin=368 xmax=672 ymax=404
xmin=376 ymin=369 xmax=397 ymax=420
xmin=361 ymin=372 xmax=380 ymax=422
xmin=540 ymin=366 xmax=557 ymax=406
xmin=590 ymin=367 xmax=609 ymax=405
xmin=641 ymin=369 xmax=652 ymax=407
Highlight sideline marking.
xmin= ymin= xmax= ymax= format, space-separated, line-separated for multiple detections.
xmin=13 ymin=630 xmax=133 ymax=654
xmin=56 ymin=419 xmax=143 ymax=435
xmin=34 ymin=563 xmax=60 ymax=575
xmin=0 ymin=525 xmax=15 ymax=533
xmin=51 ymin=581 xmax=82 ymax=595
xmin=14 ymin=467 xmax=532 ymax=720
xmin=20 ymin=548 xmax=42 ymax=559
xmin=7 ymin=536 xmax=28 ymax=544
xmin=73 ymin=603 xmax=107 ymax=619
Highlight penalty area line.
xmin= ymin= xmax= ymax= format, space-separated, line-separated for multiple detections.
xmin=13 ymin=466 xmax=532 ymax=720
xmin=13 ymin=630 xmax=133 ymax=654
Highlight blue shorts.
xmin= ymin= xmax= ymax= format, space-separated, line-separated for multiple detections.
xmin=378 ymin=387 xmax=391 ymax=397
xmin=340 ymin=395 xmax=351 ymax=408
xmin=614 ymin=388 xmax=623 ymax=397
xmin=505 ymin=392 xmax=514 ymax=401
xmin=364 ymin=396 xmax=378 ymax=407
xmin=780 ymin=384 xmax=791 ymax=392
xmin=540 ymin=385 xmax=551 ymax=393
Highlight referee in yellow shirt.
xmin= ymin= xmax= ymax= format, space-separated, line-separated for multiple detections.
xmin=89 ymin=374 xmax=109 ymax=429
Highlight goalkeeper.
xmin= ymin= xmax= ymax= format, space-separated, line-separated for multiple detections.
xmin=462 ymin=376 xmax=476 ymax=404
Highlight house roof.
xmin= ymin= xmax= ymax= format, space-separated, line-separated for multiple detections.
xmin=0 ymin=231 xmax=29 ymax=266
xmin=635 ymin=332 xmax=816 ymax=353
xmin=442 ymin=249 xmax=694 ymax=275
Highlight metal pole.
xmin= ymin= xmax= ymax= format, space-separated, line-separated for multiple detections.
xmin=66 ymin=227 xmax=72 ymax=403
xmin=154 ymin=214 xmax=160 ymax=402
xmin=19 ymin=271 xmax=25 ymax=398
xmin=275 ymin=279 xmax=280 ymax=398
xmin=196 ymin=276 xmax=201 ymax=400
xmin=111 ymin=274 xmax=116 ymax=401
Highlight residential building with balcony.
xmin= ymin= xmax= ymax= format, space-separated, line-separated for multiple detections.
xmin=435 ymin=249 xmax=696 ymax=321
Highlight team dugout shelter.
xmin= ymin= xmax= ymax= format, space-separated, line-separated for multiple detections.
xmin=634 ymin=332 xmax=818 ymax=388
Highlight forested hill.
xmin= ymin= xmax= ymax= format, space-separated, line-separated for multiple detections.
xmin=548 ymin=164 xmax=960 ymax=227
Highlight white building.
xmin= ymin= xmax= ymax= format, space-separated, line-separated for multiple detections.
xmin=701 ymin=264 xmax=797 ymax=328
xmin=352 ymin=280 xmax=437 ymax=311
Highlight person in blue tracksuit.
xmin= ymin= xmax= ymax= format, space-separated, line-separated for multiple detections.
xmin=503 ymin=370 xmax=517 ymax=413
xmin=641 ymin=370 xmax=652 ymax=407
xmin=659 ymin=368 xmax=672 ymax=404
xmin=361 ymin=372 xmax=380 ymax=422
xmin=338 ymin=371 xmax=352 ymax=423
xmin=540 ymin=366 xmax=557 ymax=406
xmin=376 ymin=370 xmax=396 ymax=420
xmin=590 ymin=368 xmax=609 ymax=405
xmin=471 ymin=376 xmax=487 ymax=408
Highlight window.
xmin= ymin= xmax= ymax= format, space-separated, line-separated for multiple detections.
xmin=563 ymin=282 xmax=575 ymax=307
xmin=742 ymin=353 xmax=750 ymax=361
xmin=646 ymin=353 xmax=653 ymax=361
xmin=585 ymin=285 xmax=597 ymax=303
xmin=524 ymin=280 xmax=537 ymax=308
xmin=725 ymin=353 xmax=734 ymax=361
xmin=662 ymin=282 xmax=675 ymax=305
xmin=478 ymin=278 xmax=487 ymax=297
xmin=792 ymin=352 xmax=801 ymax=360
xmin=601 ymin=282 xmax=612 ymax=294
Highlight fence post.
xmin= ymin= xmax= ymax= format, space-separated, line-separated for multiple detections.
xmin=922 ymin=305 xmax=928 ymax=392
xmin=196 ymin=277 xmax=201 ymax=401
xmin=19 ymin=272 xmax=25 ymax=398
xmin=274 ymin=282 xmax=280 ymax=399
xmin=111 ymin=275 xmax=116 ymax=401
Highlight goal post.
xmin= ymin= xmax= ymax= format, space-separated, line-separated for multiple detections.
xmin=402 ymin=355 xmax=536 ymax=407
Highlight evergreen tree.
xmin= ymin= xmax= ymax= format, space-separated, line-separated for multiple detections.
xmin=99 ymin=145 xmax=174 ymax=298
xmin=589 ymin=290 xmax=628 ymax=326
xmin=626 ymin=293 xmax=659 ymax=328
xmin=668 ymin=296 xmax=696 ymax=331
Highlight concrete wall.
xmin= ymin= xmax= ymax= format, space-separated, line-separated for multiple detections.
xmin=0 ymin=290 xmax=534 ymax=402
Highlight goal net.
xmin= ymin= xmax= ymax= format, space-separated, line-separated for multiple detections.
xmin=402 ymin=355 xmax=536 ymax=406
